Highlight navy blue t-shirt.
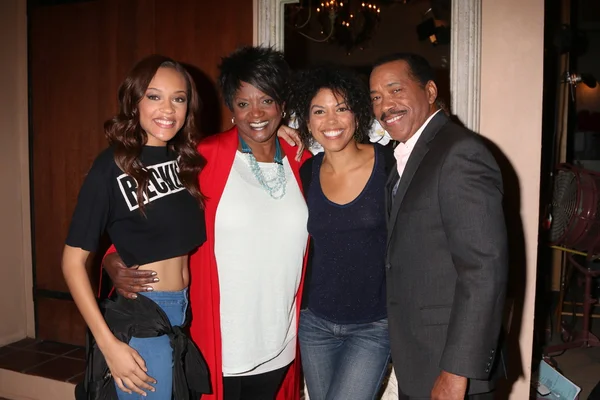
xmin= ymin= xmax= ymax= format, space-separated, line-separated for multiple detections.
xmin=66 ymin=145 xmax=206 ymax=267
xmin=306 ymin=145 xmax=387 ymax=324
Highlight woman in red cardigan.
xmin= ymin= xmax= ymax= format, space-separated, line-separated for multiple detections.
xmin=104 ymin=46 xmax=311 ymax=400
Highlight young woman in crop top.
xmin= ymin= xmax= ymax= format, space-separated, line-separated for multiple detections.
xmin=62 ymin=55 xmax=209 ymax=399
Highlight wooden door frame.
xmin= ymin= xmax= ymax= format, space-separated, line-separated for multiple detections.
xmin=252 ymin=0 xmax=482 ymax=132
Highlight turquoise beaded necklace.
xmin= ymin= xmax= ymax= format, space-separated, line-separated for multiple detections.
xmin=238 ymin=134 xmax=287 ymax=199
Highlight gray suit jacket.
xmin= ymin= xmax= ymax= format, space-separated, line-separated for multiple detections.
xmin=385 ymin=112 xmax=508 ymax=397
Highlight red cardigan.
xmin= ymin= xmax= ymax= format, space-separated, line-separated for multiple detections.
xmin=190 ymin=127 xmax=311 ymax=399
xmin=102 ymin=128 xmax=311 ymax=399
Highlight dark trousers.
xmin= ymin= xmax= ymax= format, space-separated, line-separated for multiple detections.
xmin=223 ymin=364 xmax=291 ymax=400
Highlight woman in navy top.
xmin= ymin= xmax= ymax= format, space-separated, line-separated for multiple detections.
xmin=287 ymin=67 xmax=391 ymax=400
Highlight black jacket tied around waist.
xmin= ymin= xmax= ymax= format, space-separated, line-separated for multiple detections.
xmin=76 ymin=293 xmax=211 ymax=399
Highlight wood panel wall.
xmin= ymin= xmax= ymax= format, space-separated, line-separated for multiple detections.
xmin=30 ymin=0 xmax=253 ymax=345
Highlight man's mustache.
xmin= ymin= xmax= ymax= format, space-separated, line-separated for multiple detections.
xmin=380 ymin=109 xmax=407 ymax=122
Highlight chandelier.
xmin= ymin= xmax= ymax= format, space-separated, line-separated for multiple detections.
xmin=288 ymin=0 xmax=383 ymax=54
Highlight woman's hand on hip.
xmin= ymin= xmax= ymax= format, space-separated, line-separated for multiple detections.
xmin=103 ymin=253 xmax=157 ymax=299
xmin=103 ymin=338 xmax=156 ymax=396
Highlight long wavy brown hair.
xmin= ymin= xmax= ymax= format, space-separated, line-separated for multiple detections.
xmin=105 ymin=55 xmax=205 ymax=214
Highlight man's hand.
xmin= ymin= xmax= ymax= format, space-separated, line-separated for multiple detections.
xmin=103 ymin=253 xmax=157 ymax=299
xmin=276 ymin=125 xmax=305 ymax=162
xmin=431 ymin=370 xmax=467 ymax=400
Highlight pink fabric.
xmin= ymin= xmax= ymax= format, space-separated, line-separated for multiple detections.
xmin=394 ymin=143 xmax=412 ymax=179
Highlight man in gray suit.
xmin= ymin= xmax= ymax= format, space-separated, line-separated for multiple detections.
xmin=369 ymin=53 xmax=508 ymax=399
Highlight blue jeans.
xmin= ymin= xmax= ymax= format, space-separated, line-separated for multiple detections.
xmin=299 ymin=309 xmax=391 ymax=400
xmin=116 ymin=288 xmax=188 ymax=400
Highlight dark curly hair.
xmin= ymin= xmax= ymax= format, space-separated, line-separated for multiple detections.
xmin=218 ymin=46 xmax=290 ymax=110
xmin=285 ymin=66 xmax=373 ymax=148
xmin=104 ymin=54 xmax=205 ymax=214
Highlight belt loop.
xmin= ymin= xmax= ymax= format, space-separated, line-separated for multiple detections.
xmin=182 ymin=288 xmax=189 ymax=326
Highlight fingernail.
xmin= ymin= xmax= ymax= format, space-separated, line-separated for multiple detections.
xmin=151 ymin=271 xmax=157 ymax=276
xmin=153 ymin=278 xmax=160 ymax=282
xmin=146 ymin=287 xmax=154 ymax=291
xmin=131 ymin=294 xmax=138 ymax=299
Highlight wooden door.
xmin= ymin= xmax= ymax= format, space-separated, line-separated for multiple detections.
xmin=30 ymin=0 xmax=253 ymax=346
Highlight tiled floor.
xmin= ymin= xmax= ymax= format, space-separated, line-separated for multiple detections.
xmin=0 ymin=336 xmax=599 ymax=399
xmin=0 ymin=338 xmax=85 ymax=385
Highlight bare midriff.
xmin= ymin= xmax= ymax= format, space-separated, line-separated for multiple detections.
xmin=138 ymin=255 xmax=190 ymax=291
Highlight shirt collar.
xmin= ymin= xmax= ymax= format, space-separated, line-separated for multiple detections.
xmin=403 ymin=109 xmax=442 ymax=151
xmin=393 ymin=109 xmax=442 ymax=162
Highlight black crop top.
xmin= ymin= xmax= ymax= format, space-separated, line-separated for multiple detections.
xmin=66 ymin=146 xmax=206 ymax=267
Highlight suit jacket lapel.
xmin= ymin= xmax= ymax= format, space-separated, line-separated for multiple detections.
xmin=385 ymin=165 xmax=399 ymax=219
xmin=386 ymin=111 xmax=449 ymax=244
xmin=385 ymin=166 xmax=399 ymax=238
xmin=387 ymin=143 xmax=429 ymax=243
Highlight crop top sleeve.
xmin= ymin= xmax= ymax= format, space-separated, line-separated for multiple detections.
xmin=66 ymin=152 xmax=112 ymax=252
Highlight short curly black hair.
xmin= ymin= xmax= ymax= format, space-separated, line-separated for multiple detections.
xmin=218 ymin=46 xmax=290 ymax=111
xmin=373 ymin=53 xmax=435 ymax=88
xmin=286 ymin=66 xmax=373 ymax=148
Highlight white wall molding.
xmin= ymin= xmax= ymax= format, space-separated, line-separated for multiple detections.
xmin=450 ymin=0 xmax=481 ymax=131
xmin=253 ymin=0 xmax=299 ymax=49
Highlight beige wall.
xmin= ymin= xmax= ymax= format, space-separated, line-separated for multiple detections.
xmin=0 ymin=0 xmax=34 ymax=345
xmin=480 ymin=0 xmax=544 ymax=398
